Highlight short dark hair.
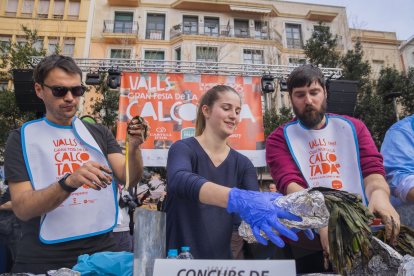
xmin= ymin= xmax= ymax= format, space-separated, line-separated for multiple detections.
xmin=33 ymin=54 xmax=82 ymax=84
xmin=287 ymin=64 xmax=326 ymax=95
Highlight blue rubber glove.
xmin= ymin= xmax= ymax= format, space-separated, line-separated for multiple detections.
xmin=227 ymin=188 xmax=302 ymax=247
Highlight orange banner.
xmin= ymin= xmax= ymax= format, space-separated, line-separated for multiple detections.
xmin=116 ymin=73 xmax=266 ymax=167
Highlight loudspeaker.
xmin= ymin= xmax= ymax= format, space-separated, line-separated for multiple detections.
xmin=85 ymin=72 xmax=101 ymax=85
xmin=327 ymin=79 xmax=358 ymax=117
xmin=13 ymin=69 xmax=45 ymax=113
xmin=107 ymin=69 xmax=121 ymax=89
xmin=261 ymin=75 xmax=275 ymax=93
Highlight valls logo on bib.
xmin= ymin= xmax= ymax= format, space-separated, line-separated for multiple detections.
xmin=308 ymin=151 xmax=341 ymax=177
xmin=53 ymin=138 xmax=90 ymax=181
xmin=308 ymin=138 xmax=342 ymax=189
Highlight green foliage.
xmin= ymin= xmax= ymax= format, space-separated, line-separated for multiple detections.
xmin=314 ymin=187 xmax=374 ymax=275
xmin=354 ymin=86 xmax=395 ymax=148
xmin=401 ymin=67 xmax=414 ymax=114
xmin=0 ymin=25 xmax=45 ymax=163
xmin=341 ymin=38 xmax=395 ymax=148
xmin=341 ymin=39 xmax=371 ymax=86
xmin=263 ymin=106 xmax=293 ymax=138
xmin=376 ymin=66 xmax=414 ymax=117
xmin=376 ymin=225 xmax=414 ymax=257
xmin=0 ymin=26 xmax=46 ymax=77
xmin=376 ymin=67 xmax=404 ymax=98
xmin=304 ymin=22 xmax=340 ymax=68
xmin=342 ymin=40 xmax=414 ymax=148
xmin=0 ymin=90 xmax=37 ymax=164
xmin=89 ymin=73 xmax=119 ymax=135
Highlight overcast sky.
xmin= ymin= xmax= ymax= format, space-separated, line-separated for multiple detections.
xmin=284 ymin=0 xmax=414 ymax=40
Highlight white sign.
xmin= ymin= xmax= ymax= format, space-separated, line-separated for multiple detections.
xmin=153 ymin=259 xmax=296 ymax=276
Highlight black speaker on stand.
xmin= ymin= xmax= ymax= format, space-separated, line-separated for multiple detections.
xmin=326 ymin=79 xmax=359 ymax=117
xmin=13 ymin=69 xmax=45 ymax=116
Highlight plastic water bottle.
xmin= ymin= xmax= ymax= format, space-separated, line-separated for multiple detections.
xmin=178 ymin=246 xmax=194 ymax=259
xmin=166 ymin=249 xmax=179 ymax=259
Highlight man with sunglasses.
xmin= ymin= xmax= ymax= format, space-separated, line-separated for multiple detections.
xmin=4 ymin=55 xmax=145 ymax=273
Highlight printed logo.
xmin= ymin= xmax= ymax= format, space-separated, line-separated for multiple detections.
xmin=156 ymin=127 xmax=167 ymax=133
xmin=331 ymin=180 xmax=343 ymax=189
xmin=53 ymin=138 xmax=90 ymax=177
xmin=307 ymin=138 xmax=342 ymax=188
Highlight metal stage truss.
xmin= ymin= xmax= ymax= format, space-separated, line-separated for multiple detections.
xmin=30 ymin=57 xmax=342 ymax=79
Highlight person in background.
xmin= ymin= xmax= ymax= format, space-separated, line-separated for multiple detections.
xmin=268 ymin=183 xmax=277 ymax=193
xmin=165 ymin=85 xmax=313 ymax=259
xmin=0 ymin=188 xmax=21 ymax=272
xmin=113 ymin=183 xmax=136 ymax=252
xmin=266 ymin=64 xmax=400 ymax=273
xmin=4 ymin=54 xmax=145 ymax=273
xmin=381 ymin=114 xmax=414 ymax=228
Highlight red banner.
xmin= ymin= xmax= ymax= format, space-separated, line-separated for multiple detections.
xmin=116 ymin=73 xmax=266 ymax=167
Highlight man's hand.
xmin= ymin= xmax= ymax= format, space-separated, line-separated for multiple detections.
xmin=127 ymin=117 xmax=148 ymax=146
xmin=65 ymin=161 xmax=113 ymax=191
xmin=364 ymin=174 xmax=400 ymax=245
xmin=368 ymin=190 xmax=400 ymax=245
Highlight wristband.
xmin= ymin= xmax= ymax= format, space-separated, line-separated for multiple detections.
xmin=58 ymin=173 xmax=77 ymax=193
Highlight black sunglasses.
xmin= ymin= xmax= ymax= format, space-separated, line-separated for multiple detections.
xmin=42 ymin=83 xmax=86 ymax=97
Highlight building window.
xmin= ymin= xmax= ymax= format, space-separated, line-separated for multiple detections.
xmin=234 ymin=19 xmax=249 ymax=38
xmin=63 ymin=38 xmax=75 ymax=56
xmin=110 ymin=49 xmax=131 ymax=59
xmin=33 ymin=38 xmax=44 ymax=52
xmin=114 ymin=12 xmax=134 ymax=33
xmin=144 ymin=50 xmax=165 ymax=60
xmin=5 ymin=0 xmax=18 ymax=16
xmin=37 ymin=0 xmax=49 ymax=18
xmin=68 ymin=0 xmax=80 ymax=20
xmin=243 ymin=49 xmax=264 ymax=64
xmin=204 ymin=17 xmax=219 ymax=36
xmin=48 ymin=37 xmax=59 ymax=54
xmin=255 ymin=21 xmax=269 ymax=39
xmin=16 ymin=36 xmax=27 ymax=47
xmin=288 ymin=57 xmax=306 ymax=66
xmin=372 ymin=59 xmax=385 ymax=77
xmin=183 ymin=16 xmax=198 ymax=35
xmin=53 ymin=0 xmax=65 ymax=19
xmin=286 ymin=23 xmax=303 ymax=49
xmin=146 ymin=14 xmax=165 ymax=40
xmin=175 ymin=47 xmax=181 ymax=61
xmin=0 ymin=80 xmax=8 ymax=91
xmin=196 ymin=46 xmax=218 ymax=62
xmin=144 ymin=50 xmax=165 ymax=71
xmin=314 ymin=25 xmax=330 ymax=34
xmin=0 ymin=36 xmax=11 ymax=53
xmin=21 ymin=0 xmax=34 ymax=17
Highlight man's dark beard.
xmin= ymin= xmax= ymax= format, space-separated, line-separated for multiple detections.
xmin=293 ymin=100 xmax=327 ymax=129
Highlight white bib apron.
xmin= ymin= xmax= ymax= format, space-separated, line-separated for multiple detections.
xmin=21 ymin=117 xmax=117 ymax=244
xmin=284 ymin=115 xmax=367 ymax=204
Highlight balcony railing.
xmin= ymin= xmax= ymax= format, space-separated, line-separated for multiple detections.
xmin=4 ymin=12 xmax=17 ymax=17
xmin=170 ymin=23 xmax=282 ymax=43
xmin=103 ymin=20 xmax=139 ymax=34
xmin=145 ymin=29 xmax=164 ymax=40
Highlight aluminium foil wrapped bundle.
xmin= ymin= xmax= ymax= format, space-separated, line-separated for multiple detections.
xmin=238 ymin=188 xmax=329 ymax=243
